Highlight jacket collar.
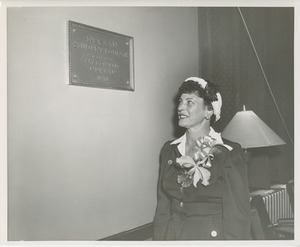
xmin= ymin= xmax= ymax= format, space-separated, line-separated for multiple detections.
xmin=170 ymin=127 xmax=232 ymax=156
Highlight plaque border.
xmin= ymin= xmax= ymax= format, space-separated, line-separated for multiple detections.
xmin=68 ymin=20 xmax=135 ymax=91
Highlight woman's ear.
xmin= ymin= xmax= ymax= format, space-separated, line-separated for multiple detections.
xmin=205 ymin=108 xmax=214 ymax=119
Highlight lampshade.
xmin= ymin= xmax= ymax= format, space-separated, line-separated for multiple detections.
xmin=222 ymin=108 xmax=286 ymax=149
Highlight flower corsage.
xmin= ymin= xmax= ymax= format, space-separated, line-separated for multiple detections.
xmin=176 ymin=135 xmax=229 ymax=188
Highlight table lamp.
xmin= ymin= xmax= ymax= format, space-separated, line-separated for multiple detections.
xmin=222 ymin=106 xmax=286 ymax=189
xmin=222 ymin=105 xmax=286 ymax=149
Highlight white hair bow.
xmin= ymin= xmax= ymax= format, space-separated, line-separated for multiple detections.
xmin=185 ymin=77 xmax=222 ymax=122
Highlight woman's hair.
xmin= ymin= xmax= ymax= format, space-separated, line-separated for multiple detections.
xmin=178 ymin=79 xmax=220 ymax=124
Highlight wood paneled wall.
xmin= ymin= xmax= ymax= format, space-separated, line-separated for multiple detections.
xmin=198 ymin=7 xmax=294 ymax=188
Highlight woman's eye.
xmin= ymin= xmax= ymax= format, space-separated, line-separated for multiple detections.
xmin=187 ymin=100 xmax=194 ymax=105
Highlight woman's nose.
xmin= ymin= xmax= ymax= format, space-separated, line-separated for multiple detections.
xmin=178 ymin=102 xmax=185 ymax=111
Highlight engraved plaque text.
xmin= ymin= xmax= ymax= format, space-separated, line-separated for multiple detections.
xmin=68 ymin=21 xmax=134 ymax=91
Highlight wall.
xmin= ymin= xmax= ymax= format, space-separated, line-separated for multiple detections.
xmin=197 ymin=7 xmax=294 ymax=187
xmin=7 ymin=7 xmax=199 ymax=240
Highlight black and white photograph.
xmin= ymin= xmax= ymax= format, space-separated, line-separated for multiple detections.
xmin=0 ymin=0 xmax=298 ymax=245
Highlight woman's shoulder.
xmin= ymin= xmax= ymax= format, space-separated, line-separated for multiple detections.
xmin=222 ymin=138 xmax=243 ymax=151
xmin=159 ymin=140 xmax=179 ymax=166
xmin=161 ymin=140 xmax=177 ymax=151
xmin=221 ymin=138 xmax=246 ymax=167
xmin=159 ymin=139 xmax=181 ymax=157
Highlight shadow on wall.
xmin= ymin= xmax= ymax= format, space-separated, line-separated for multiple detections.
xmin=172 ymin=93 xmax=185 ymax=138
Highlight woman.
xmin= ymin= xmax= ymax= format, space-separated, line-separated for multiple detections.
xmin=153 ymin=77 xmax=251 ymax=240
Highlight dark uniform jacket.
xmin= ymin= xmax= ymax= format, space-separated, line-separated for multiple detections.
xmin=153 ymin=138 xmax=251 ymax=240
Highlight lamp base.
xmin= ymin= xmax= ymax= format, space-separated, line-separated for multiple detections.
xmin=247 ymin=148 xmax=272 ymax=189
xmin=243 ymin=149 xmax=251 ymax=163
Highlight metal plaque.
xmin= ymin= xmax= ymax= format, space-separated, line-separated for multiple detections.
xmin=68 ymin=21 xmax=134 ymax=91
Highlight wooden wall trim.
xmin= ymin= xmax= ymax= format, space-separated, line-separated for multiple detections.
xmin=99 ymin=222 xmax=153 ymax=241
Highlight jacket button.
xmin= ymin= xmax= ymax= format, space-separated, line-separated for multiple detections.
xmin=168 ymin=160 xmax=173 ymax=165
xmin=180 ymin=202 xmax=184 ymax=207
xmin=211 ymin=230 xmax=217 ymax=237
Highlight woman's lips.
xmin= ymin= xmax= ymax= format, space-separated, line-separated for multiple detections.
xmin=178 ymin=114 xmax=188 ymax=119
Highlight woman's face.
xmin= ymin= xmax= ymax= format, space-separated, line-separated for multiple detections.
xmin=177 ymin=92 xmax=208 ymax=129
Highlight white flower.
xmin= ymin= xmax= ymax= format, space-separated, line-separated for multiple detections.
xmin=176 ymin=156 xmax=211 ymax=187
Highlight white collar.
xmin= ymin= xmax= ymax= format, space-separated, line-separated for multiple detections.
xmin=170 ymin=127 xmax=232 ymax=156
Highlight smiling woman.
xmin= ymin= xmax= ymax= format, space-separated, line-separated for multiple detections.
xmin=153 ymin=77 xmax=252 ymax=240
xmin=177 ymin=93 xmax=207 ymax=131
